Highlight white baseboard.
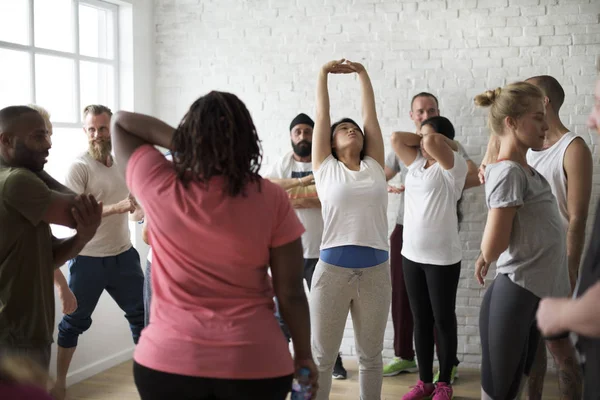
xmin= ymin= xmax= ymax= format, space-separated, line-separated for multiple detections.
xmin=66 ymin=346 xmax=135 ymax=387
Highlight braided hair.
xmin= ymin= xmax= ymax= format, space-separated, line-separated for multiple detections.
xmin=171 ymin=91 xmax=263 ymax=197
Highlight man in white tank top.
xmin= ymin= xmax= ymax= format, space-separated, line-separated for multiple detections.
xmin=480 ymin=76 xmax=590 ymax=400
xmin=52 ymin=105 xmax=145 ymax=400
xmin=525 ymin=76 xmax=590 ymax=400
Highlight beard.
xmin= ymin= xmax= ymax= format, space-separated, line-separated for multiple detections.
xmin=291 ymin=140 xmax=311 ymax=158
xmin=89 ymin=139 xmax=112 ymax=162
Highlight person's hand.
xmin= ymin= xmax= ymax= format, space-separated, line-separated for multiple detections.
xmin=322 ymin=59 xmax=355 ymax=75
xmin=345 ymin=60 xmax=366 ymax=74
xmin=478 ymin=164 xmax=486 ymax=185
xmin=72 ymin=194 xmax=102 ymax=242
xmin=299 ymin=174 xmax=315 ymax=187
xmin=475 ymin=253 xmax=490 ymax=286
xmin=387 ymin=184 xmax=405 ymax=194
xmin=57 ymin=286 xmax=78 ymax=315
xmin=537 ymin=297 xmax=571 ymax=337
xmin=295 ymin=358 xmax=319 ymax=398
xmin=115 ymin=197 xmax=136 ymax=214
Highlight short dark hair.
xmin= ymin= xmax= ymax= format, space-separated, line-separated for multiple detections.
xmin=0 ymin=106 xmax=39 ymax=134
xmin=83 ymin=104 xmax=113 ymax=119
xmin=421 ymin=116 xmax=455 ymax=140
xmin=411 ymin=92 xmax=439 ymax=110
xmin=526 ymin=75 xmax=565 ymax=112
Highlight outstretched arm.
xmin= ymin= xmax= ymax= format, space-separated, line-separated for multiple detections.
xmin=346 ymin=61 xmax=384 ymax=167
xmin=312 ymin=59 xmax=355 ymax=171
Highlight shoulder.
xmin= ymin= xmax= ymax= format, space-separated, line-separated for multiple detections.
xmin=3 ymin=168 xmax=42 ymax=185
xmin=486 ymin=161 xmax=527 ymax=189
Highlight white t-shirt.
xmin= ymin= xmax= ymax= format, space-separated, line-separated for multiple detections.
xmin=65 ymin=152 xmax=131 ymax=257
xmin=402 ymin=151 xmax=467 ymax=265
xmin=314 ymin=154 xmax=388 ymax=251
xmin=267 ymin=152 xmax=323 ymax=259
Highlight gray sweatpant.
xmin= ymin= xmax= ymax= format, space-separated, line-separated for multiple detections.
xmin=310 ymin=260 xmax=391 ymax=400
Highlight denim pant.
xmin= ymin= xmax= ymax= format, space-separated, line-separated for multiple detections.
xmin=57 ymin=247 xmax=145 ymax=348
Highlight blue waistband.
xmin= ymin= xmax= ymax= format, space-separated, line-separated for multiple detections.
xmin=320 ymin=246 xmax=389 ymax=268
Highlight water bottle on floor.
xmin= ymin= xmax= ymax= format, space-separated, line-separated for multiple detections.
xmin=291 ymin=367 xmax=312 ymax=400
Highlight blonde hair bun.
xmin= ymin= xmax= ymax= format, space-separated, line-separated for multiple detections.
xmin=474 ymin=88 xmax=502 ymax=107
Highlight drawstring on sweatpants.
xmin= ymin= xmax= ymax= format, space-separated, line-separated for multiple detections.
xmin=348 ymin=270 xmax=363 ymax=298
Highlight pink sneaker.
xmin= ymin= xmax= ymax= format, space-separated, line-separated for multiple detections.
xmin=432 ymin=382 xmax=453 ymax=400
xmin=402 ymin=380 xmax=435 ymax=400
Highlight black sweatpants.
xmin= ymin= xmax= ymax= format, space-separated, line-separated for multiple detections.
xmin=402 ymin=256 xmax=461 ymax=384
xmin=480 ymin=273 xmax=541 ymax=400
xmin=134 ymin=362 xmax=293 ymax=400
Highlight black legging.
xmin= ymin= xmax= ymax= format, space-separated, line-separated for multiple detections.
xmin=134 ymin=362 xmax=293 ymax=400
xmin=402 ymin=257 xmax=461 ymax=384
xmin=480 ymin=273 xmax=541 ymax=400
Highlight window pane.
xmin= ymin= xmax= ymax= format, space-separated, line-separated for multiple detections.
xmin=0 ymin=0 xmax=29 ymax=45
xmin=0 ymin=48 xmax=31 ymax=109
xmin=79 ymin=3 xmax=114 ymax=59
xmin=34 ymin=0 xmax=74 ymax=52
xmin=35 ymin=55 xmax=76 ymax=122
xmin=46 ymin=127 xmax=88 ymax=239
xmin=80 ymin=61 xmax=115 ymax=111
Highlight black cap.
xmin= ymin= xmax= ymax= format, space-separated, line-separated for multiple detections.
xmin=289 ymin=113 xmax=314 ymax=132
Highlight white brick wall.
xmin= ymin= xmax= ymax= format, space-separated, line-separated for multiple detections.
xmin=153 ymin=0 xmax=600 ymax=368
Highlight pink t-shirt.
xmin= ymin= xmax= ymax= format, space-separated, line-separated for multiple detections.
xmin=127 ymin=146 xmax=305 ymax=379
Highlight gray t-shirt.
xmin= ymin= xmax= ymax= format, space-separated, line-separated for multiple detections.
xmin=385 ymin=142 xmax=472 ymax=226
xmin=485 ymin=161 xmax=569 ymax=299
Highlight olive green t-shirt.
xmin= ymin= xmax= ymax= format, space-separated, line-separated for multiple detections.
xmin=0 ymin=167 xmax=54 ymax=347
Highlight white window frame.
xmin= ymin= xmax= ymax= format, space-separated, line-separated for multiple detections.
xmin=0 ymin=0 xmax=120 ymax=128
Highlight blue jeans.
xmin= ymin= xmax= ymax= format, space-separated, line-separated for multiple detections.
xmin=57 ymin=247 xmax=145 ymax=348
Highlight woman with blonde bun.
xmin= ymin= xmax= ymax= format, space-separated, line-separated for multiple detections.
xmin=474 ymin=82 xmax=569 ymax=400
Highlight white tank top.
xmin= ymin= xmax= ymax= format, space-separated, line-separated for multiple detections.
xmin=526 ymin=132 xmax=578 ymax=230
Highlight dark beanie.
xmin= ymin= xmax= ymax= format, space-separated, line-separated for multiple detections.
xmin=289 ymin=113 xmax=314 ymax=131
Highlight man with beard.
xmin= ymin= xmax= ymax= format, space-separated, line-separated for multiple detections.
xmin=0 ymin=105 xmax=102 ymax=372
xmin=53 ymin=105 xmax=144 ymax=400
xmin=267 ymin=113 xmax=347 ymax=380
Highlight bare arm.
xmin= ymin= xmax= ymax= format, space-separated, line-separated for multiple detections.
xmin=421 ymin=133 xmax=456 ymax=170
xmin=481 ymin=135 xmax=501 ymax=167
xmin=385 ymin=166 xmax=398 ymax=181
xmin=268 ymin=175 xmax=314 ymax=191
xmin=270 ymin=238 xmax=318 ymax=390
xmin=42 ymin=192 xmax=78 ymax=229
xmin=142 ymin=216 xmax=149 ymax=245
xmin=463 ymin=160 xmax=481 ymax=190
xmin=538 ymin=282 xmax=600 ymax=338
xmin=350 ymin=62 xmax=385 ymax=167
xmin=391 ymin=131 xmax=421 ymax=167
xmin=51 ymin=195 xmax=102 ymax=267
xmin=111 ymin=111 xmax=176 ymax=178
xmin=564 ymin=138 xmax=593 ymax=291
xmin=292 ymin=197 xmax=321 ymax=209
xmin=481 ymin=207 xmax=517 ymax=263
xmin=312 ymin=69 xmax=334 ymax=171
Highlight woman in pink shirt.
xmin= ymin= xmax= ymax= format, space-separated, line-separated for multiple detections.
xmin=110 ymin=91 xmax=317 ymax=400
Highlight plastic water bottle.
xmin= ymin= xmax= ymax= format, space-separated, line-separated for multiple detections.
xmin=291 ymin=367 xmax=312 ymax=400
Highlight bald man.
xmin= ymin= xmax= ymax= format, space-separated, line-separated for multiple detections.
xmin=0 ymin=106 xmax=101 ymax=371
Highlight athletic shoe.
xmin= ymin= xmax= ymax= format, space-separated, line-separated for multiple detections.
xmin=332 ymin=354 xmax=347 ymax=380
xmin=433 ymin=365 xmax=459 ymax=384
xmin=383 ymin=357 xmax=419 ymax=376
xmin=432 ymin=382 xmax=453 ymax=400
xmin=401 ymin=380 xmax=435 ymax=400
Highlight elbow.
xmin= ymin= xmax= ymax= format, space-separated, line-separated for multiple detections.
xmin=421 ymin=134 xmax=440 ymax=154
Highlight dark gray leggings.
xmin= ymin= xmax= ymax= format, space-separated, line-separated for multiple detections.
xmin=480 ymin=274 xmax=541 ymax=400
